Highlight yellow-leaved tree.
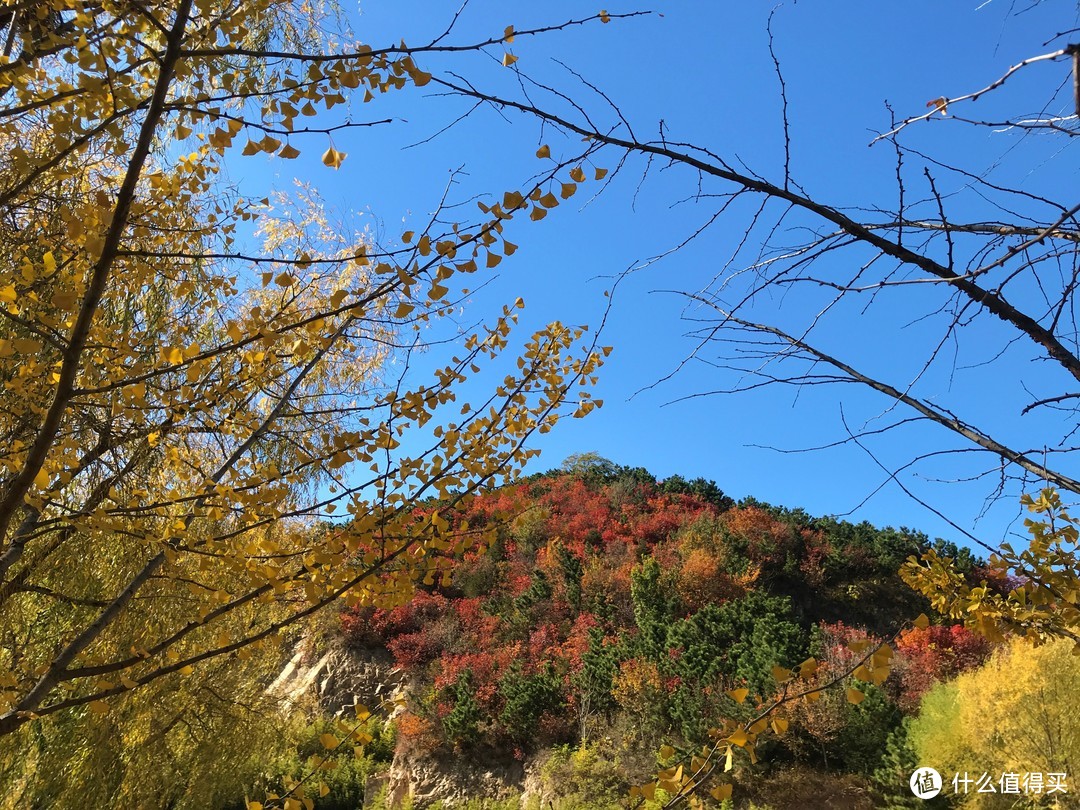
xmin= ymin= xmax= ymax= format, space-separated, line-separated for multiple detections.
xmin=0 ymin=1 xmax=616 ymax=805
xmin=910 ymin=636 xmax=1080 ymax=808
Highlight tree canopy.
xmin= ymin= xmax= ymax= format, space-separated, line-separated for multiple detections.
xmin=0 ymin=1 xmax=611 ymax=795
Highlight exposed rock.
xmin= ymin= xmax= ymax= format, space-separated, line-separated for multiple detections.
xmin=270 ymin=640 xmax=549 ymax=808
xmin=268 ymin=640 xmax=405 ymax=717
xmin=386 ymin=748 xmax=533 ymax=809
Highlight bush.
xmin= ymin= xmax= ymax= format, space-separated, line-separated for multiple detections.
xmin=234 ymin=714 xmax=394 ymax=810
xmin=529 ymin=744 xmax=629 ymax=809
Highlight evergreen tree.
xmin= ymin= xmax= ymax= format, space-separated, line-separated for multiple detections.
xmin=554 ymin=541 xmax=584 ymax=613
xmin=630 ymin=558 xmax=672 ymax=657
xmin=443 ymin=671 xmax=484 ymax=747
xmin=574 ymin=626 xmax=620 ymax=717
xmin=499 ymin=664 xmax=566 ymax=745
xmin=872 ymin=719 xmax=930 ymax=809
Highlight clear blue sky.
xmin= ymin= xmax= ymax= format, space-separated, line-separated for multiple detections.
xmin=235 ymin=1 xmax=1079 ymax=550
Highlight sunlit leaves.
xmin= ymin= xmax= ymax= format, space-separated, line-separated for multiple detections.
xmin=710 ymin=783 xmax=733 ymax=801
xmin=0 ymin=0 xmax=608 ymax=780
xmin=904 ymin=488 xmax=1080 ymax=648
xmin=771 ymin=665 xmax=793 ymax=683
xmin=726 ymin=687 xmax=749 ymax=704
xmin=320 ymin=146 xmax=346 ymax=169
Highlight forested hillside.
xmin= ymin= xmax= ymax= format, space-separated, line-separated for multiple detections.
xmin=330 ymin=457 xmax=1002 ymax=808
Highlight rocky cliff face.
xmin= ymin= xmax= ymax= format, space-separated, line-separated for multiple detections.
xmin=385 ymin=748 xmax=534 ymax=808
xmin=268 ymin=641 xmax=405 ymax=718
xmin=271 ymin=640 xmax=543 ymax=808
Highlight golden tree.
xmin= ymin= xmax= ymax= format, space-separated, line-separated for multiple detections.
xmin=0 ymin=0 xmax=614 ymax=782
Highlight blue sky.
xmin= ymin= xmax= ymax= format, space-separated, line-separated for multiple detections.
xmin=236 ymin=1 xmax=1079 ymax=549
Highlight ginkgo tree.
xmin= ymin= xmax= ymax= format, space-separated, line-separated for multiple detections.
xmin=0 ymin=0 xmax=619 ymax=795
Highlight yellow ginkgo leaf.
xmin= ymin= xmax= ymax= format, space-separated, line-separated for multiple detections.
xmin=321 ymin=146 xmax=347 ymax=169
xmin=600 ymin=9 xmax=611 ymax=23
xmin=536 ymin=144 xmax=551 ymax=159
xmin=52 ymin=290 xmax=77 ymax=309
xmin=846 ymin=688 xmax=866 ymax=704
xmin=278 ymin=143 xmax=300 ymax=159
xmin=502 ymin=53 xmax=518 ymax=67
xmin=771 ymin=665 xmax=793 ymax=682
xmin=659 ymin=744 xmax=675 ymax=759
xmin=710 ymin=784 xmax=733 ymax=801
xmin=726 ymin=687 xmax=749 ymax=704
xmin=319 ymin=733 xmax=341 ymax=750
xmin=914 ymin=613 xmax=930 ymax=629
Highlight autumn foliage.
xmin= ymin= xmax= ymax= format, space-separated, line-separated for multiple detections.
xmin=340 ymin=461 xmax=994 ymax=793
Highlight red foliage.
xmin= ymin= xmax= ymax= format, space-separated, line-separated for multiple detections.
xmin=339 ymin=605 xmax=379 ymax=648
xmin=798 ymin=528 xmax=830 ymax=587
xmin=893 ymin=624 xmax=992 ymax=712
xmin=434 ymin=645 xmax=521 ymax=712
xmin=395 ymin=712 xmax=441 ymax=755
xmin=972 ymin=563 xmax=1023 ymax=596
xmin=556 ymin=612 xmax=599 ymax=674
xmin=815 ymin=621 xmax=885 ymax=677
xmin=813 ymin=621 xmax=992 ymax=713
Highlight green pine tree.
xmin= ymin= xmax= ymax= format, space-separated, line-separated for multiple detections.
xmin=443 ymin=671 xmax=484 ymax=747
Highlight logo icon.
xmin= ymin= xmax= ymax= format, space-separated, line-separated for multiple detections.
xmin=910 ymin=767 xmax=943 ymax=799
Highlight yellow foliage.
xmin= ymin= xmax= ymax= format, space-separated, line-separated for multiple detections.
xmin=904 ymin=488 xmax=1080 ymax=647
xmin=0 ymin=2 xmax=611 ymax=804
xmin=911 ymin=637 xmax=1080 ymax=808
